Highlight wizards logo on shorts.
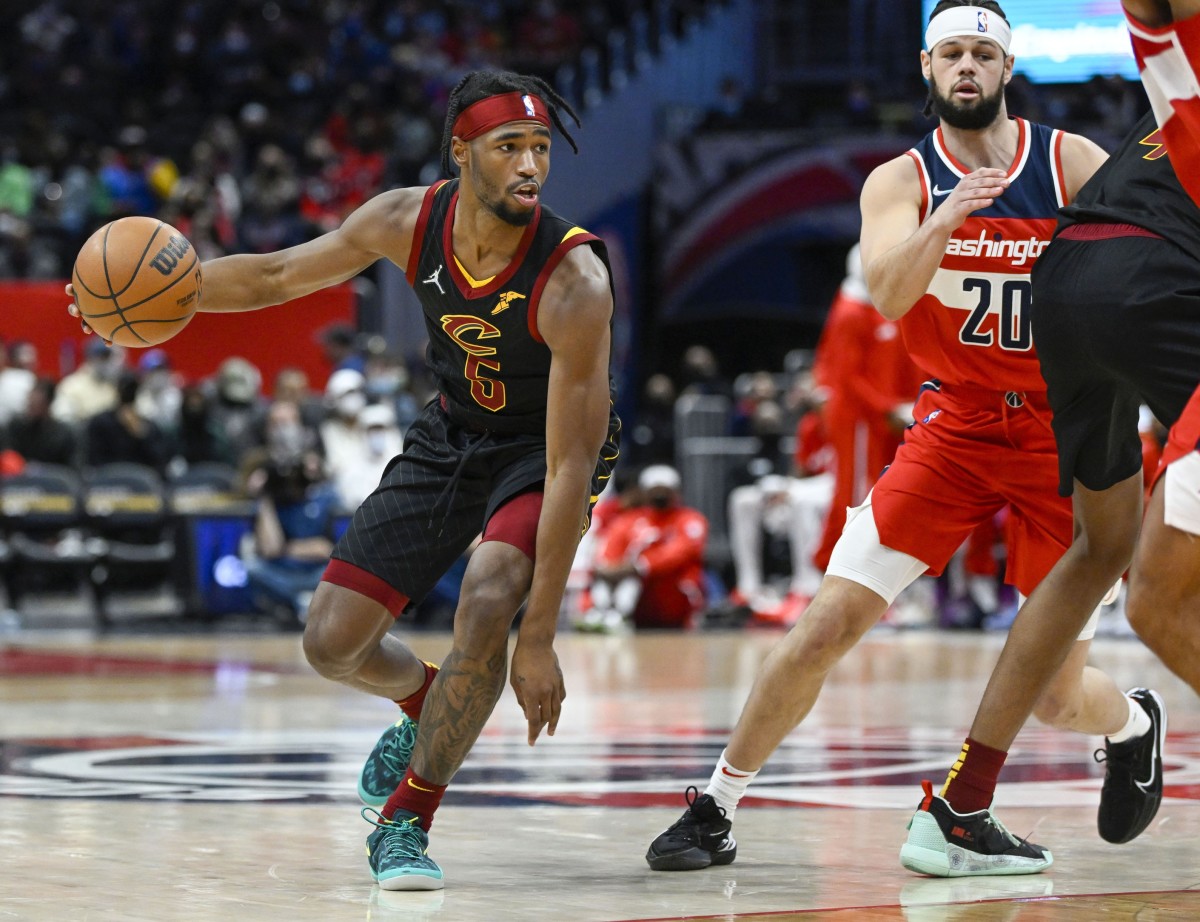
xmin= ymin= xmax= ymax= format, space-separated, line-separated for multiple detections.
xmin=922 ymin=409 xmax=942 ymax=425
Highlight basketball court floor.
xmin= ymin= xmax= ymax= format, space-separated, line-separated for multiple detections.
xmin=3 ymin=624 xmax=1199 ymax=921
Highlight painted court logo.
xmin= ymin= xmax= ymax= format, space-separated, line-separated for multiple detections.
xmin=4 ymin=727 xmax=1193 ymax=809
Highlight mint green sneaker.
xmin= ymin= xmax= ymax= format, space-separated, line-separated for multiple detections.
xmin=363 ymin=808 xmax=444 ymax=891
xmin=358 ymin=715 xmax=418 ymax=807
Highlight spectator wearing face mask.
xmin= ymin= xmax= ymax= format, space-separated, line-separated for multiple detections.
xmin=52 ymin=338 xmax=125 ymax=424
xmin=207 ymin=356 xmax=268 ymax=467
xmin=580 ymin=465 xmax=710 ymax=632
xmin=134 ymin=349 xmax=183 ymax=436
xmin=320 ymin=368 xmax=369 ymax=510
xmin=242 ymin=399 xmax=338 ymax=625
xmin=331 ymin=402 xmax=405 ymax=509
xmin=363 ymin=350 xmax=423 ymax=433
xmin=85 ymin=371 xmax=174 ymax=473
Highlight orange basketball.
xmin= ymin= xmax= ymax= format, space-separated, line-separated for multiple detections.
xmin=72 ymin=216 xmax=201 ymax=348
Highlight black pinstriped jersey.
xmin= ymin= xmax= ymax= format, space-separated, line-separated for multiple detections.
xmin=406 ymin=179 xmax=617 ymax=435
xmin=1058 ymin=110 xmax=1200 ymax=255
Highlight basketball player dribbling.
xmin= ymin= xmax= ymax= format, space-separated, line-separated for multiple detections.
xmin=917 ymin=0 xmax=1200 ymax=872
xmin=70 ymin=71 xmax=621 ymax=892
xmin=645 ymin=0 xmax=1163 ymax=879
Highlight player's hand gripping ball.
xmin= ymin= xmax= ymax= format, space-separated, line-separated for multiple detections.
xmin=71 ymin=216 xmax=201 ymax=347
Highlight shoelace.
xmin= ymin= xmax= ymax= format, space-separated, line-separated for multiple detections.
xmin=983 ymin=813 xmax=1040 ymax=854
xmin=1094 ymin=746 xmax=1135 ymax=779
xmin=676 ymin=785 xmax=726 ymax=828
xmin=362 ymin=808 xmax=427 ymax=860
xmin=377 ymin=720 xmax=419 ymax=777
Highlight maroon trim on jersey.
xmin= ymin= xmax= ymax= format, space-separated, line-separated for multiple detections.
xmin=321 ymin=558 xmax=410 ymax=618
xmin=935 ymin=117 xmax=1027 ymax=178
xmin=406 ymin=181 xmax=448 ymax=285
xmin=906 ymin=150 xmax=930 ymax=221
xmin=1057 ymin=222 xmax=1165 ymax=241
xmin=442 ymin=190 xmax=542 ymax=300
xmin=526 ymin=233 xmax=603 ymax=344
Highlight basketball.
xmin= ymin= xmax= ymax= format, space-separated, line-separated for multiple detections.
xmin=71 ymin=216 xmax=202 ymax=348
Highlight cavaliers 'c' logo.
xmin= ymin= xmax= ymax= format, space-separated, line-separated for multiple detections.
xmin=441 ymin=315 xmax=506 ymax=411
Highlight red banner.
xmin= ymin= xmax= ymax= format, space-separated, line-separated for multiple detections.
xmin=4 ymin=281 xmax=356 ymax=394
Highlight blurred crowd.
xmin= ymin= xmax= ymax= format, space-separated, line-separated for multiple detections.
xmin=0 ymin=325 xmax=426 ymax=508
xmin=0 ymin=0 xmax=678 ymax=278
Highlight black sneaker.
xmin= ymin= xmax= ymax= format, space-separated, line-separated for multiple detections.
xmin=645 ymin=786 xmax=737 ymax=871
xmin=1096 ymin=687 xmax=1167 ymax=844
xmin=900 ymin=781 xmax=1052 ymax=877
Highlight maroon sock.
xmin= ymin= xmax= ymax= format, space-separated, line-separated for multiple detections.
xmin=395 ymin=661 xmax=438 ymax=722
xmin=940 ymin=736 xmax=1007 ymax=814
xmin=382 ymin=767 xmax=446 ymax=831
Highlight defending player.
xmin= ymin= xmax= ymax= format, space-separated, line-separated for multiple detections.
xmin=71 ymin=71 xmax=621 ymax=891
xmin=645 ymin=0 xmax=1162 ymax=879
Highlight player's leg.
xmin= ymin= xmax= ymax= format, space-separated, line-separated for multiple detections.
xmin=1127 ymin=403 xmax=1200 ymax=692
xmin=364 ymin=491 xmax=540 ymax=891
xmin=303 ymin=581 xmax=430 ymax=699
xmin=645 ymin=494 xmax=930 ymax=871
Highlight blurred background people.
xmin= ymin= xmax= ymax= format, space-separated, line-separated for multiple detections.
xmin=581 ymin=464 xmax=709 ymax=632
xmin=242 ymin=400 xmax=338 ymax=625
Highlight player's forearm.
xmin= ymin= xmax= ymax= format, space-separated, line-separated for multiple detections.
xmin=520 ymin=460 xmax=594 ymax=644
xmin=197 ymin=253 xmax=289 ymax=313
xmin=867 ymin=222 xmax=954 ymax=320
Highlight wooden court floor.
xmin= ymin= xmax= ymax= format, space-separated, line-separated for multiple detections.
xmin=2 ymin=625 xmax=1199 ymax=921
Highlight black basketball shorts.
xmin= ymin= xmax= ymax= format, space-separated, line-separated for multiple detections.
xmin=1031 ymin=230 xmax=1200 ymax=495
xmin=329 ymin=399 xmax=619 ymax=606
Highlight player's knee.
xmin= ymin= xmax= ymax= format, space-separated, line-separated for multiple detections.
xmin=1075 ymin=528 xmax=1137 ymax=585
xmin=1033 ymin=686 xmax=1080 ymax=729
xmin=455 ymin=573 xmax=528 ymax=647
xmin=302 ymin=605 xmax=366 ymax=680
xmin=1125 ymin=572 xmax=1174 ymax=645
xmin=778 ymin=595 xmax=872 ymax=672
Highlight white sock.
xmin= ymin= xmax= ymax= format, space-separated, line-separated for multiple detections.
xmin=1107 ymin=694 xmax=1152 ymax=744
xmin=703 ymin=749 xmax=759 ymax=820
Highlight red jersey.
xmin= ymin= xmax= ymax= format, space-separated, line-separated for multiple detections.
xmin=903 ymin=118 xmax=1069 ymax=393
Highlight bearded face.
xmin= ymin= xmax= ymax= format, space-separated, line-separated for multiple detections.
xmin=928 ymin=67 xmax=1006 ymax=130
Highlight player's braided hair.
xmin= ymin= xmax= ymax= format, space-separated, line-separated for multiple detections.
xmin=441 ymin=71 xmax=581 ymax=176
xmin=923 ymin=1 xmax=1010 ymax=118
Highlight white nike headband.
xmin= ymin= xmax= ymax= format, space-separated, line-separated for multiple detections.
xmin=925 ymin=6 xmax=1012 ymax=55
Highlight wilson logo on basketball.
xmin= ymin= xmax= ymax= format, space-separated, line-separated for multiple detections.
xmin=148 ymin=235 xmax=192 ymax=276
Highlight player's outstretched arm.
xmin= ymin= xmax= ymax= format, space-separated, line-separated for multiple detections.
xmin=196 ymin=187 xmax=428 ymax=313
xmin=510 ymin=245 xmax=612 ymax=745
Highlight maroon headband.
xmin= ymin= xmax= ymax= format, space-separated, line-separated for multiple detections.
xmin=453 ymin=92 xmax=551 ymax=141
